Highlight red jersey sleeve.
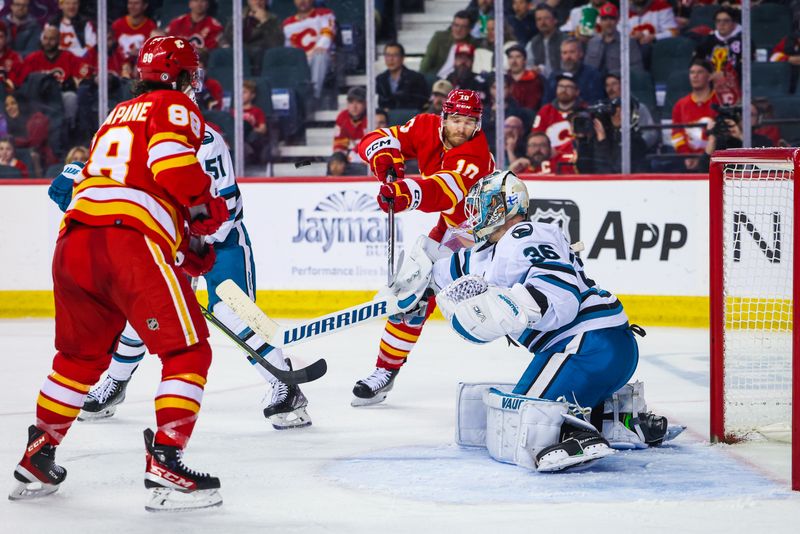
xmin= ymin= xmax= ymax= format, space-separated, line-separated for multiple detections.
xmin=145 ymin=91 xmax=211 ymax=206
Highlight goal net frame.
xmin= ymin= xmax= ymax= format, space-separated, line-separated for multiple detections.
xmin=709 ymin=147 xmax=799 ymax=491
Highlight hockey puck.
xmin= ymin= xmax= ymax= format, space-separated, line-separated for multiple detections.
xmin=294 ymin=160 xmax=312 ymax=168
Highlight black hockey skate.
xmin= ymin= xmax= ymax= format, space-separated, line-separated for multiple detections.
xmin=263 ymin=360 xmax=312 ymax=430
xmin=9 ymin=425 xmax=67 ymax=501
xmin=351 ymin=367 xmax=399 ymax=407
xmin=78 ymin=374 xmax=132 ymax=421
xmin=143 ymin=428 xmax=222 ymax=512
xmin=535 ymin=422 xmax=615 ymax=473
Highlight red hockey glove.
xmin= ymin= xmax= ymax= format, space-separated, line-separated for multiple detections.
xmin=176 ymin=236 xmax=217 ymax=277
xmin=377 ymin=180 xmax=419 ymax=213
xmin=188 ymin=196 xmax=228 ymax=236
xmin=370 ymin=149 xmax=405 ymax=183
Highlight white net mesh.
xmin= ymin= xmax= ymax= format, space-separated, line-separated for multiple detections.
xmin=722 ymin=161 xmax=794 ymax=439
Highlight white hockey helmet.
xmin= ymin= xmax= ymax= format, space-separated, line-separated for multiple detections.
xmin=465 ymin=170 xmax=529 ymax=243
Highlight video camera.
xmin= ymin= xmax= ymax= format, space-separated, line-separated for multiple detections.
xmin=709 ymin=103 xmax=742 ymax=138
xmin=570 ymin=99 xmax=618 ymax=137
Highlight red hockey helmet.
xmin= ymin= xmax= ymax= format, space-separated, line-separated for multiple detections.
xmin=442 ymin=89 xmax=483 ymax=133
xmin=137 ymin=36 xmax=203 ymax=92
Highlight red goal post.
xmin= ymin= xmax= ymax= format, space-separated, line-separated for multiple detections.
xmin=709 ymin=147 xmax=799 ymax=491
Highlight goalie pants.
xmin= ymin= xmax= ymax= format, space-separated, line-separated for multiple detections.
xmin=512 ymin=323 xmax=639 ymax=408
xmin=38 ymin=224 xmax=211 ymax=448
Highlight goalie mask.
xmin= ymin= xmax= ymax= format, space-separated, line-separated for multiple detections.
xmin=465 ymin=170 xmax=529 ymax=243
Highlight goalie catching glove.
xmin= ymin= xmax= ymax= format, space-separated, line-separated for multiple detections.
xmin=437 ymin=275 xmax=542 ymax=344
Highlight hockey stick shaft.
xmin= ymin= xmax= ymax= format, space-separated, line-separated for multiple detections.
xmin=386 ymin=168 xmax=396 ymax=285
xmin=217 ymin=279 xmax=403 ymax=348
xmin=198 ymin=302 xmax=327 ymax=384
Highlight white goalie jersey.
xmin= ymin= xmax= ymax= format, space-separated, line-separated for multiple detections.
xmin=198 ymin=124 xmax=242 ymax=244
xmin=432 ymin=221 xmax=629 ymax=353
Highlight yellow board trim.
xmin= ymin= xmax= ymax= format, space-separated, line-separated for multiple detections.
xmin=37 ymin=394 xmax=81 ymax=418
xmin=155 ymin=396 xmax=201 ymax=413
xmin=1 ymin=290 xmax=713 ymax=327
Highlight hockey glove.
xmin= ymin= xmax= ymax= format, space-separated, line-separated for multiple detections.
xmin=377 ymin=179 xmax=421 ymax=213
xmin=48 ymin=161 xmax=84 ymax=212
xmin=188 ymin=195 xmax=229 ymax=236
xmin=176 ymin=235 xmax=217 ymax=277
xmin=362 ymin=136 xmax=405 ymax=182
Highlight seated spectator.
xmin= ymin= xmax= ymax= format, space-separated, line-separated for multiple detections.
xmin=0 ymin=137 xmax=28 ymax=177
xmin=110 ymin=0 xmax=156 ymax=71
xmin=422 ymin=79 xmax=453 ymax=114
xmin=504 ymin=115 xmax=527 ymax=163
xmin=671 ymin=58 xmax=719 ymax=171
xmin=482 ymin=76 xmax=523 ymax=154
xmin=585 ymin=4 xmax=644 ymax=76
xmin=18 ymin=24 xmax=85 ymax=126
xmin=167 ymin=0 xmax=223 ymax=52
xmin=333 ymin=86 xmax=367 ymax=161
xmin=239 ymin=79 xmax=269 ymax=165
xmin=196 ymin=50 xmax=223 ymax=111
xmin=752 ymin=97 xmax=781 ymax=146
xmin=221 ymin=0 xmax=283 ymax=74
xmin=543 ymin=37 xmax=604 ymax=104
xmin=699 ymin=105 xmax=774 ymax=172
xmin=3 ymin=0 xmax=41 ymax=52
xmin=630 ymin=0 xmax=678 ymax=48
xmin=604 ymin=72 xmax=658 ymax=149
xmin=467 ymin=0 xmax=493 ymax=40
xmin=376 ymin=42 xmax=428 ymax=111
xmin=574 ymin=97 xmax=649 ymax=174
xmin=525 ymin=4 xmax=564 ymax=77
xmin=64 ymin=144 xmax=88 ymax=164
xmin=446 ymin=43 xmax=489 ymax=101
xmin=4 ymin=94 xmax=56 ymax=174
xmin=560 ymin=0 xmax=606 ymax=40
xmin=532 ymin=72 xmax=584 ymax=168
xmin=375 ymin=108 xmax=389 ymax=129
xmin=327 ymin=151 xmax=348 ymax=176
xmin=0 ymin=22 xmax=23 ymax=90
xmin=770 ymin=30 xmax=800 ymax=93
xmin=506 ymin=43 xmax=543 ymax=111
xmin=282 ymin=0 xmax=336 ymax=101
xmin=419 ymin=10 xmax=479 ymax=77
xmin=477 ymin=16 xmax=516 ymax=51
xmin=509 ymin=0 xmax=537 ymax=48
xmin=693 ymin=7 xmax=743 ymax=105
xmin=509 ymin=131 xmax=560 ymax=174
xmin=48 ymin=0 xmax=95 ymax=58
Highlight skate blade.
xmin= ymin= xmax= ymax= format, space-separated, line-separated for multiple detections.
xmin=350 ymin=392 xmax=389 ymax=407
xmin=77 ymin=406 xmax=118 ymax=422
xmin=537 ymin=445 xmax=615 ymax=473
xmin=267 ymin=407 xmax=312 ymax=430
xmin=664 ymin=425 xmax=686 ymax=443
xmin=145 ymin=487 xmax=222 ymax=512
xmin=8 ymin=480 xmax=60 ymax=501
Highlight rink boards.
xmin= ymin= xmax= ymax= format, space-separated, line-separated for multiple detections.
xmin=0 ymin=174 xmax=737 ymax=326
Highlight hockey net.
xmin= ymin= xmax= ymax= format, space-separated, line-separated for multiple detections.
xmin=709 ymin=148 xmax=798 ymax=490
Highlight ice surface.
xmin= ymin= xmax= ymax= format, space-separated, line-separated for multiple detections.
xmin=0 ymin=320 xmax=797 ymax=533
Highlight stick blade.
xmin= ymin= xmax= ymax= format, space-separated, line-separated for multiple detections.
xmin=216 ymin=279 xmax=281 ymax=344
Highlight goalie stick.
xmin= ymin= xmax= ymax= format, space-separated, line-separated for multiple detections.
xmin=189 ymin=278 xmax=327 ymax=384
xmin=216 ymin=279 xmax=410 ymax=348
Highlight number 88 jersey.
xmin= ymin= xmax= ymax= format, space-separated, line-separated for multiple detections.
xmin=63 ymin=89 xmax=211 ymax=261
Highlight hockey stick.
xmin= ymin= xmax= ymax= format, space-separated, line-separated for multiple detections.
xmin=190 ymin=278 xmax=326 ymax=384
xmin=217 ymin=279 xmax=413 ymax=348
xmin=386 ymin=169 xmax=396 ymax=285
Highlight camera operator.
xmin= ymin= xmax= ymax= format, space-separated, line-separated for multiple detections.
xmin=573 ymin=98 xmax=648 ymax=174
xmin=699 ymin=103 xmax=774 ymax=171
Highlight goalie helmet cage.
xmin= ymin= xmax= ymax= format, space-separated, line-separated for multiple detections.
xmin=709 ymin=147 xmax=799 ymax=491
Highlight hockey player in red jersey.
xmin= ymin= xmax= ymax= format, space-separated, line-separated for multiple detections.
xmin=351 ymin=89 xmax=494 ymax=406
xmin=9 ymin=36 xmax=228 ymax=512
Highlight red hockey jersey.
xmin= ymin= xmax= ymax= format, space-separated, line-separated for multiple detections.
xmin=671 ymin=91 xmax=719 ymax=153
xmin=64 ymin=90 xmax=210 ymax=261
xmin=357 ymin=113 xmax=495 ymax=240
xmin=167 ymin=14 xmax=223 ymax=50
xmin=111 ymin=15 xmax=157 ymax=62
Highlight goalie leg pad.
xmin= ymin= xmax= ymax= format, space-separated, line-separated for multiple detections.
xmin=600 ymin=381 xmax=683 ymax=449
xmin=482 ymin=388 xmax=568 ymax=470
xmin=455 ymin=382 xmax=515 ymax=447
